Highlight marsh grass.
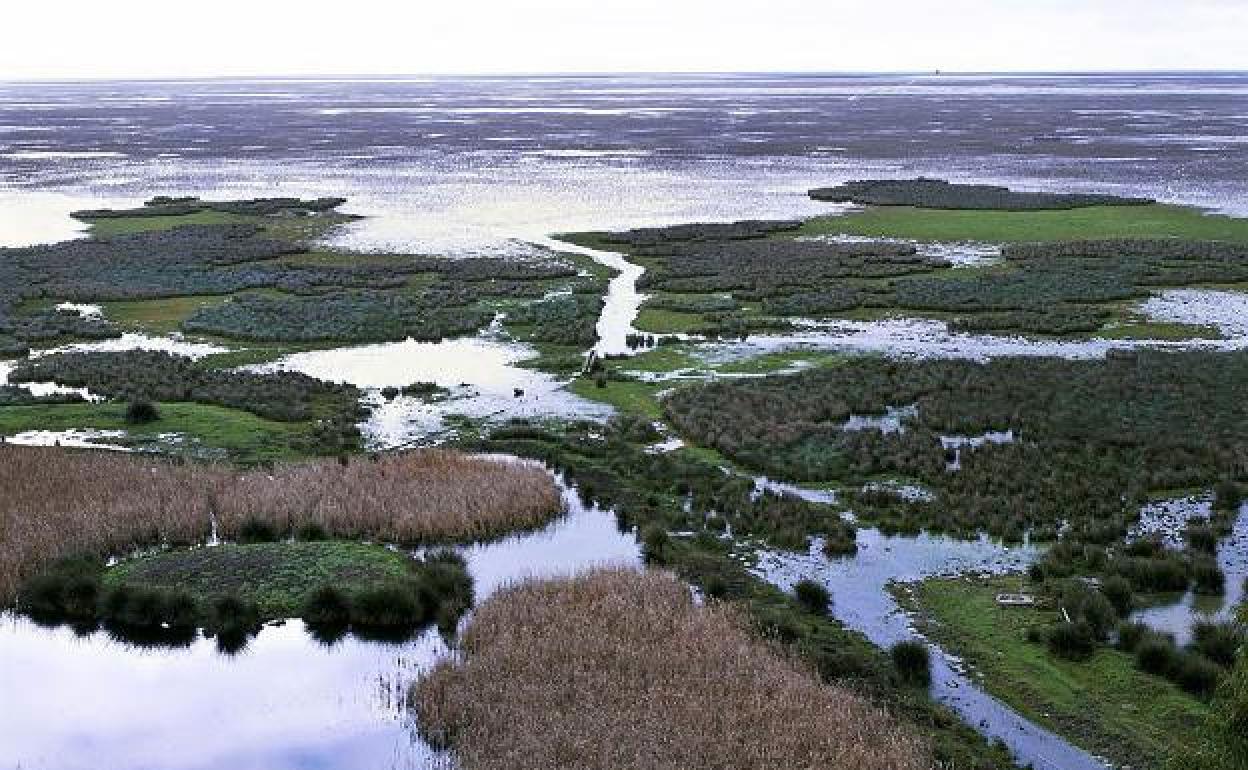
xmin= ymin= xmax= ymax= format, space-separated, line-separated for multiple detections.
xmin=412 ymin=568 xmax=929 ymax=770
xmin=0 ymin=446 xmax=561 ymax=604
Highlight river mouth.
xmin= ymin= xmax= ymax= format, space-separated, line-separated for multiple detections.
xmin=0 ymin=473 xmax=642 ymax=770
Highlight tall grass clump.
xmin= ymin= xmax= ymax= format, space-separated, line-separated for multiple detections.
xmin=411 ymin=568 xmax=929 ymax=770
xmin=890 ymin=640 xmax=932 ymax=687
xmin=793 ymin=578 xmax=831 ymax=615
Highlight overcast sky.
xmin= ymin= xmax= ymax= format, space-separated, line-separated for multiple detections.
xmin=4 ymin=0 xmax=1246 ymax=80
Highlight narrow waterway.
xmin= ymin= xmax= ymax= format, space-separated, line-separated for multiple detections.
xmin=753 ymin=530 xmax=1111 ymax=770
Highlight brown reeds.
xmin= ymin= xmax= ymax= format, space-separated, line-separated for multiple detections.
xmin=0 ymin=446 xmax=562 ymax=604
xmin=412 ymin=568 xmax=931 ymax=770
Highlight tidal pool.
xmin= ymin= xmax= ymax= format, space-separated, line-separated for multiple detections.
xmin=0 ymin=475 xmax=642 ymax=770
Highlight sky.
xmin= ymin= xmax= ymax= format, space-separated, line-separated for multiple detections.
xmin=4 ymin=0 xmax=1246 ymax=79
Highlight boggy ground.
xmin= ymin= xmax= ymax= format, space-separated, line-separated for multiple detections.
xmin=413 ymin=568 xmax=931 ymax=770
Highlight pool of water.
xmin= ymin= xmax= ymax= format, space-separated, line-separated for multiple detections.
xmin=1131 ymin=502 xmax=1248 ymax=645
xmin=0 ymin=474 xmax=642 ymax=770
xmin=252 ymin=332 xmax=611 ymax=448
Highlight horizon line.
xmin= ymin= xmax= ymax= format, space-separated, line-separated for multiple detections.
xmin=4 ymin=68 xmax=1248 ymax=85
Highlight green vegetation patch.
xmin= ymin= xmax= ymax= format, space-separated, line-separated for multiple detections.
xmin=900 ymin=575 xmax=1209 ymax=769
xmin=105 ymin=541 xmax=411 ymax=619
xmin=800 ymin=204 xmax=1248 ymax=243
xmin=808 ymin=178 xmax=1152 ymax=210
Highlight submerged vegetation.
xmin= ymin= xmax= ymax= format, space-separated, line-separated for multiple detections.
xmin=413 ymin=568 xmax=930 ymax=770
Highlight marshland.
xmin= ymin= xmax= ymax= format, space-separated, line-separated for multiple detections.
xmin=2 ymin=72 xmax=1248 ymax=770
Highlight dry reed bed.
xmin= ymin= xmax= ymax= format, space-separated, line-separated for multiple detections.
xmin=214 ymin=452 xmax=563 ymax=543
xmin=0 ymin=446 xmax=562 ymax=604
xmin=413 ymin=568 xmax=931 ymax=770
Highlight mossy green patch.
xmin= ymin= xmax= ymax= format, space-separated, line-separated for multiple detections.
xmin=105 ymin=541 xmax=412 ymax=619
xmin=567 ymin=377 xmax=665 ymax=418
xmin=101 ymin=295 xmax=232 ymax=334
xmin=0 ymin=402 xmax=305 ymax=463
xmin=799 ymin=204 xmax=1248 ymax=243
xmin=899 ymin=574 xmax=1210 ymax=769
xmin=634 ymin=306 xmax=706 ymax=334
xmin=83 ymin=210 xmax=252 ymax=236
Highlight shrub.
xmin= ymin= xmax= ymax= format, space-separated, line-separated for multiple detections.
xmin=1175 ymin=653 xmax=1225 ymax=699
xmin=1192 ymin=559 xmax=1226 ymax=596
xmin=1213 ymin=480 xmax=1243 ymax=511
xmin=125 ymin=399 xmax=161 ymax=424
xmin=302 ymin=584 xmax=351 ymax=627
xmin=350 ymin=582 xmax=425 ymax=628
xmin=793 ymin=579 xmax=831 ymax=615
xmin=237 ymin=516 xmax=280 ymax=544
xmin=1115 ymin=621 xmax=1151 ymax=652
xmin=641 ymin=526 xmax=669 ymax=562
xmin=1046 ymin=621 xmax=1098 ymax=661
xmin=1136 ymin=636 xmax=1180 ymax=676
xmin=294 ymin=521 xmax=329 ymax=541
xmin=1101 ymin=576 xmax=1134 ymax=617
xmin=1191 ymin=621 xmax=1244 ymax=668
xmin=890 ymin=640 xmax=931 ymax=686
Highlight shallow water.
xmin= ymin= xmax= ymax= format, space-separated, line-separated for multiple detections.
xmin=0 ymin=476 xmax=642 ymax=770
xmin=1140 ymin=288 xmax=1248 ymax=338
xmin=703 ymin=317 xmax=1248 ymax=363
xmin=1131 ymin=502 xmax=1248 ymax=645
xmin=754 ymin=530 xmax=1111 ymax=770
xmin=253 ymin=333 xmax=611 ymax=448
xmin=4 ymin=73 xmax=1248 ymax=254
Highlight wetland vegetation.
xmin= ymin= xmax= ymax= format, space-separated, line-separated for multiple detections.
xmin=6 ymin=180 xmax=1248 ymax=770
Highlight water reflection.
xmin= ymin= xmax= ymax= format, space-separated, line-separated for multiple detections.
xmin=0 ymin=480 xmax=642 ymax=770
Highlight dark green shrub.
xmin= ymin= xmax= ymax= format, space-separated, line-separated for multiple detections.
xmin=302 ymin=584 xmax=351 ymax=627
xmin=207 ymin=594 xmax=261 ymax=636
xmin=1213 ymin=481 xmax=1243 ymax=511
xmin=1101 ymin=576 xmax=1134 ymax=617
xmin=1046 ymin=621 xmax=1098 ymax=661
xmin=350 ymin=582 xmax=425 ymax=627
xmin=294 ymin=521 xmax=329 ymax=541
xmin=641 ymin=526 xmax=669 ymax=562
xmin=793 ymin=579 xmax=831 ymax=615
xmin=1192 ymin=559 xmax=1226 ymax=596
xmin=1191 ymin=622 xmax=1243 ymax=668
xmin=1175 ymin=653 xmax=1224 ymax=699
xmin=125 ymin=399 xmax=161 ymax=424
xmin=1115 ymin=621 xmax=1151 ymax=652
xmin=1136 ymin=636 xmax=1180 ymax=675
xmin=237 ymin=516 xmax=279 ymax=544
xmin=890 ymin=640 xmax=931 ymax=686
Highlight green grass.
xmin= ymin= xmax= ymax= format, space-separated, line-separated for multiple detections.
xmin=799 ymin=204 xmax=1248 ymax=243
xmin=0 ymin=402 xmax=304 ymax=463
xmin=101 ymin=295 xmax=232 ymax=334
xmin=619 ymin=344 xmax=702 ymax=374
xmin=634 ymin=306 xmax=706 ymax=334
xmin=714 ymin=350 xmax=850 ymax=375
xmin=83 ymin=210 xmax=252 ymax=236
xmin=105 ymin=541 xmax=412 ymax=619
xmin=1096 ymin=321 xmax=1225 ymax=341
xmin=567 ymin=377 xmax=665 ymax=418
xmin=899 ymin=574 xmax=1210 ymax=769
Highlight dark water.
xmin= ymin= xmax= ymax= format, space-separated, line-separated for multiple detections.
xmin=2 ymin=73 xmax=1247 ymax=250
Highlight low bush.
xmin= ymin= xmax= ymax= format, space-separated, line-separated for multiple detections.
xmin=793 ymin=579 xmax=831 ymax=615
xmin=1136 ymin=636 xmax=1181 ymax=676
xmin=1045 ymin=621 xmax=1098 ymax=661
xmin=125 ymin=399 xmax=161 ymax=425
xmin=1191 ymin=621 xmax=1244 ymax=668
xmin=1175 ymin=654 xmax=1225 ymax=700
xmin=890 ymin=640 xmax=932 ymax=687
